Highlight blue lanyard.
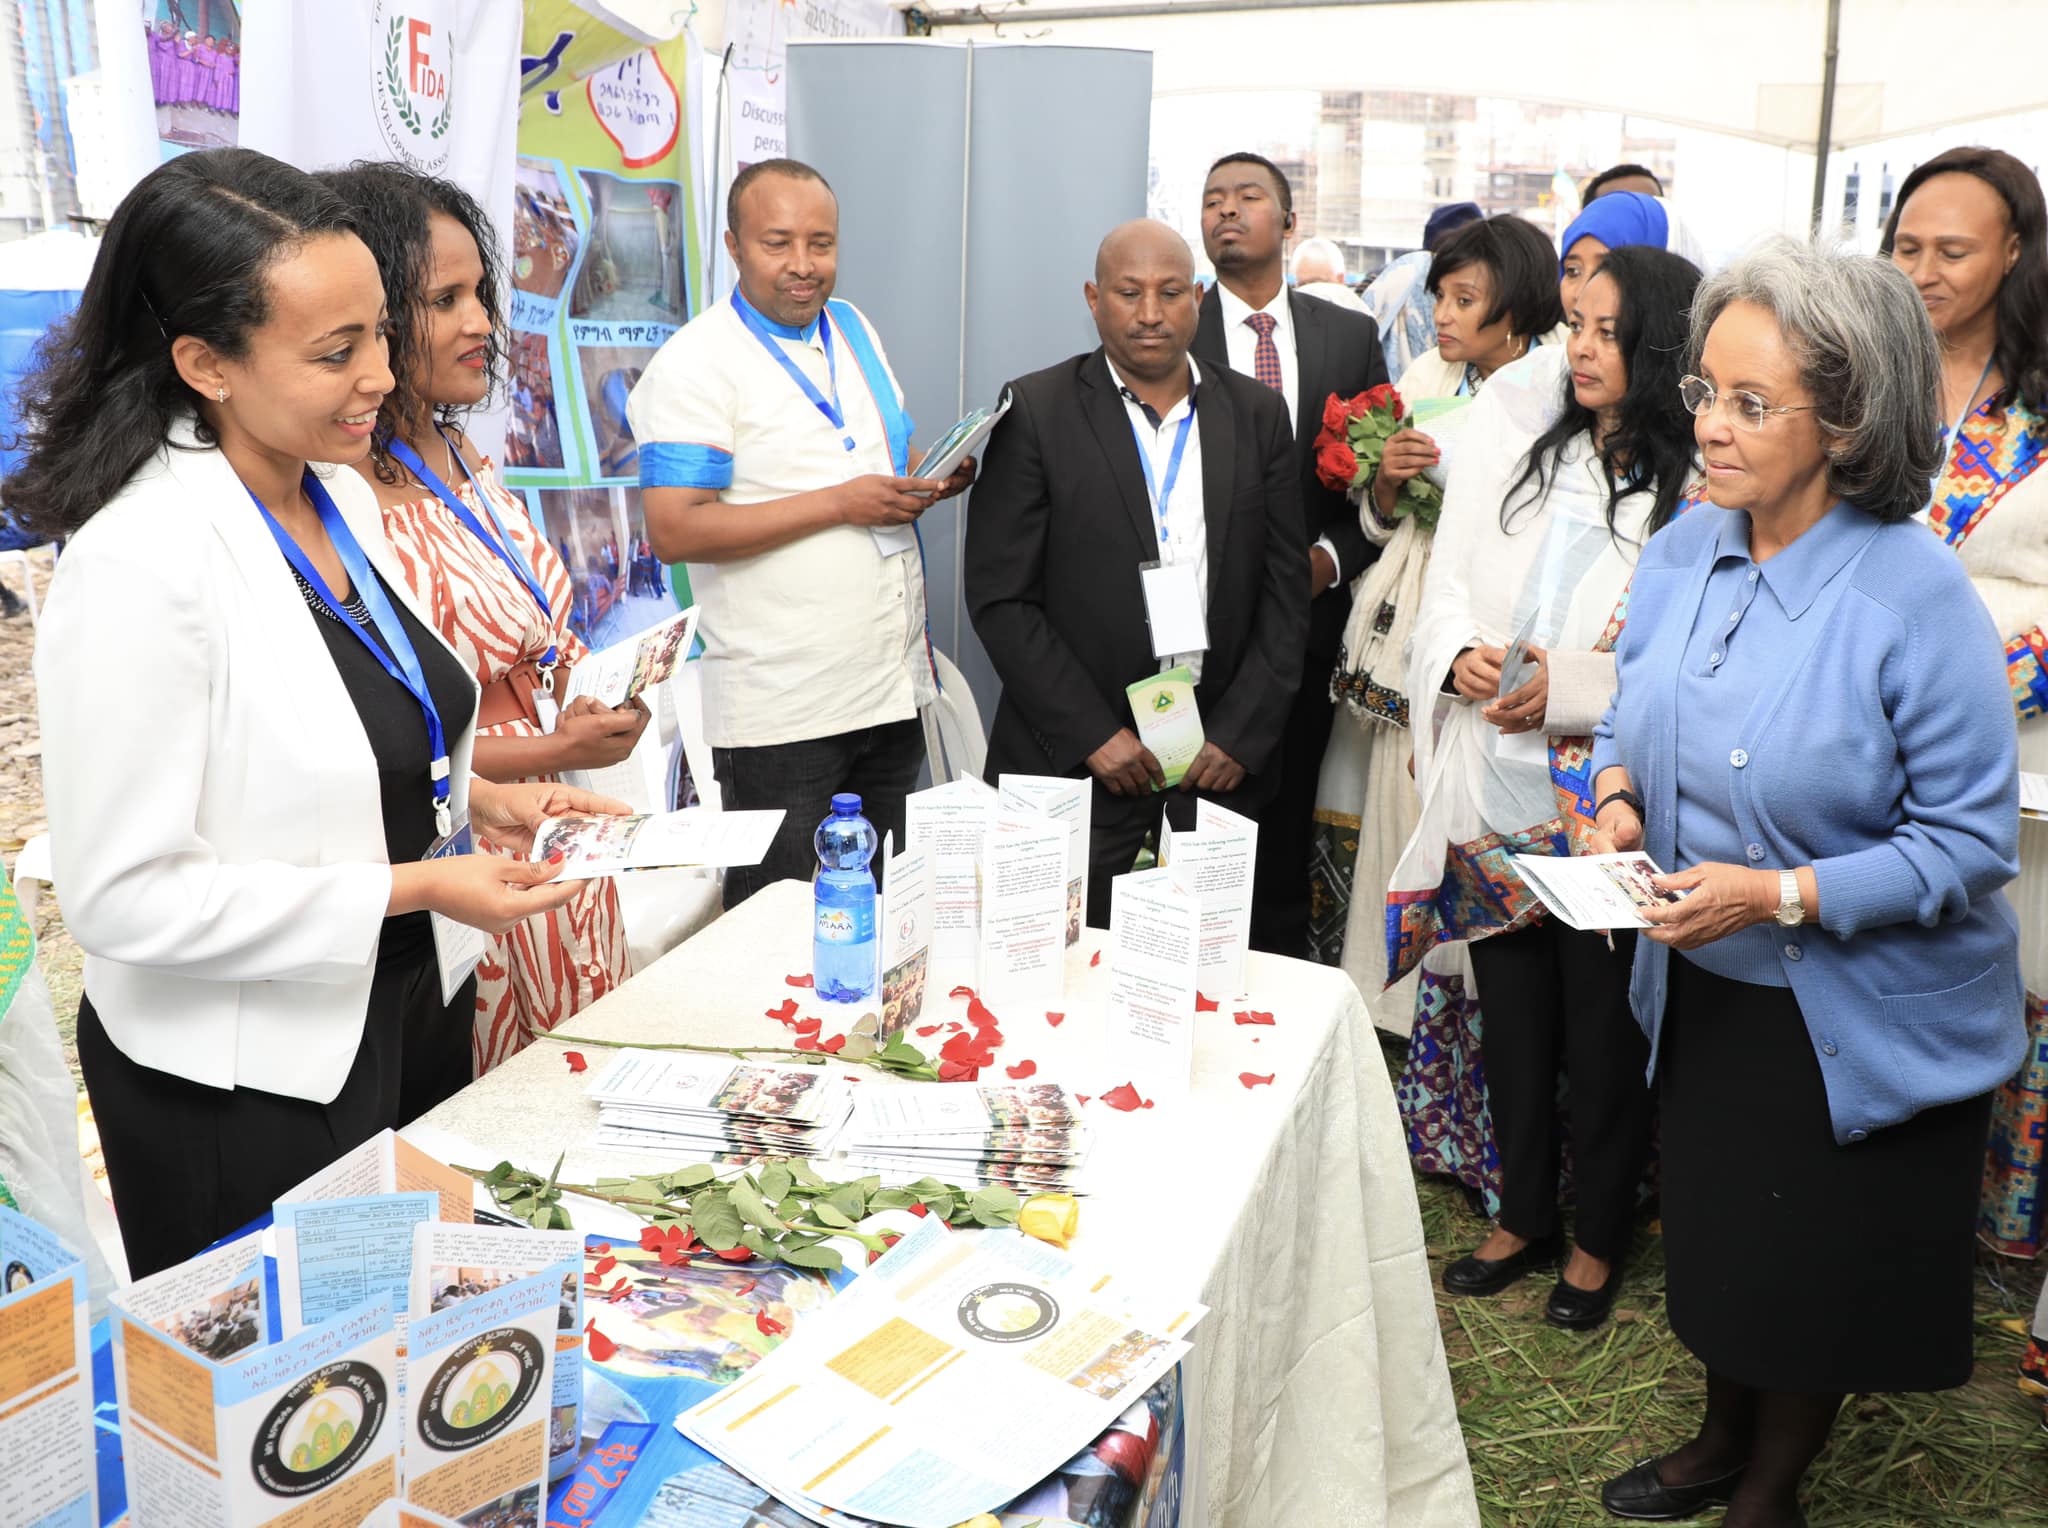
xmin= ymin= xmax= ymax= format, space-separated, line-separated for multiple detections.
xmin=729 ymin=291 xmax=856 ymax=453
xmin=252 ymin=470 xmax=453 ymax=837
xmin=1131 ymin=408 xmax=1196 ymax=553
xmin=385 ymin=432 xmax=557 ymax=670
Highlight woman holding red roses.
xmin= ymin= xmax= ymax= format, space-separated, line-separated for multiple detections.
xmin=1310 ymin=217 xmax=1563 ymax=1028
xmin=1387 ymin=247 xmax=1704 ymax=1331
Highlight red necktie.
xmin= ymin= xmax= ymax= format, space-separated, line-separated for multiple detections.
xmin=1245 ymin=311 xmax=1283 ymax=392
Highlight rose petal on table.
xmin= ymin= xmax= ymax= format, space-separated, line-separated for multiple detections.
xmin=755 ymin=1310 xmax=787 ymax=1337
xmin=819 ymin=1034 xmax=847 ymax=1054
xmin=1046 ymin=1011 xmax=1065 ymax=1028
xmin=937 ymin=1058 xmax=980 ymax=1082
xmin=583 ymin=1319 xmax=618 ymax=1362
xmin=1239 ymin=1071 xmax=1276 ymax=1088
xmin=592 ymin=1241 xmax=611 ymax=1255
xmin=949 ymin=984 xmax=977 ymax=999
xmin=592 ymin=1254 xmax=617 ymax=1278
xmin=563 ymin=1050 xmax=588 ymax=1073
xmin=915 ymin=1024 xmax=943 ymax=1037
xmin=967 ymin=995 xmax=1001 ymax=1031
xmin=793 ymin=1015 xmax=823 ymax=1036
xmin=583 ymin=1269 xmax=604 ymax=1287
xmin=1090 ymin=950 xmax=1102 ymax=967
xmin=714 ymin=1246 xmax=754 ymax=1262
xmin=730 ymin=1279 xmax=757 ymax=1296
xmin=793 ymin=1034 xmax=820 ymax=1052
xmin=907 ymin=1202 xmax=930 ymax=1218
xmin=1101 ymin=1081 xmax=1154 ymax=1111
xmin=1195 ymin=992 xmax=1219 ymax=1012
xmin=784 ymin=973 xmax=814 ymax=988
xmin=766 ymin=998 xmax=799 ymax=1024
xmin=638 ymin=1226 xmax=665 ymax=1252
xmin=1005 ymin=1059 xmax=1038 ymax=1079
xmin=1233 ymin=1010 xmax=1275 ymax=1026
xmin=1076 ymin=1094 xmax=1092 ymax=1107
xmin=605 ymin=1277 xmax=632 ymax=1302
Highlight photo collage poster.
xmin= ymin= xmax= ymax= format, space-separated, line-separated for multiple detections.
xmin=147 ymin=0 xmax=243 ymax=154
xmin=510 ymin=3 xmax=698 ymax=653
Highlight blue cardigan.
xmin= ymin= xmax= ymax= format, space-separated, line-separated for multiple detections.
xmin=1593 ymin=501 xmax=2024 ymax=1144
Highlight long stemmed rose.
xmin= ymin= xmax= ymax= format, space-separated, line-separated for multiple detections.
xmin=1313 ymin=384 xmax=1444 ymax=530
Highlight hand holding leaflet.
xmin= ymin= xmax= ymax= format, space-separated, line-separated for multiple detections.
xmin=1125 ymin=666 xmax=1203 ymax=789
xmin=911 ymin=389 xmax=1011 ymax=487
xmin=1511 ymin=851 xmax=1689 ymax=930
xmin=559 ymin=606 xmax=698 ymax=713
xmin=529 ymin=807 xmax=785 ymax=877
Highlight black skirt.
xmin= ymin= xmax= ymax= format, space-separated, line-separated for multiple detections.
xmin=78 ymin=927 xmax=472 ymax=1280
xmin=1660 ymin=956 xmax=1989 ymax=1393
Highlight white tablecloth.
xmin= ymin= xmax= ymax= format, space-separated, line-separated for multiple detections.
xmin=411 ymin=880 xmax=1477 ymax=1527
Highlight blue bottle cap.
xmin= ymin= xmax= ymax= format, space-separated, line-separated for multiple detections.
xmin=830 ymin=793 xmax=863 ymax=814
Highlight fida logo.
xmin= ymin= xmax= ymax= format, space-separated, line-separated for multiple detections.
xmin=371 ymin=0 xmax=455 ymax=173
xmin=1152 ymin=689 xmax=1177 ymax=713
xmin=249 ymin=1359 xmax=388 ymax=1496
xmin=415 ymin=1327 xmax=545 ymax=1452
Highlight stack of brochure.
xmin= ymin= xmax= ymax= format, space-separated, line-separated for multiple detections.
xmin=837 ymin=1080 xmax=1092 ymax=1195
xmin=585 ymin=1048 xmax=852 ymax=1163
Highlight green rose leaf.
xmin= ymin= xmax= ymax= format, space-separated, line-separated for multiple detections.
xmin=781 ymin=1243 xmax=844 ymax=1271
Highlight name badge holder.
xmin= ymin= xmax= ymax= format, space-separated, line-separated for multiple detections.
xmin=1132 ymin=408 xmax=1208 ymax=660
xmin=424 ymin=818 xmax=487 ymax=1002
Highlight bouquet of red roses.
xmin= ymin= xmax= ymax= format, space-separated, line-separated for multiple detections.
xmin=1313 ymin=383 xmax=1443 ymax=531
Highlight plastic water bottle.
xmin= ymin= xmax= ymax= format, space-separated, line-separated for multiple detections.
xmin=813 ymin=793 xmax=878 ymax=1002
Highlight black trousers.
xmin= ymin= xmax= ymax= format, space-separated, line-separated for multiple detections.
xmin=78 ymin=933 xmax=473 ymax=1280
xmin=1465 ymin=918 xmax=1651 ymax=1260
xmin=713 ymin=717 xmax=926 ymax=908
xmin=1249 ymin=656 xmax=1337 ymax=958
xmin=1086 ymin=770 xmax=1279 ymax=930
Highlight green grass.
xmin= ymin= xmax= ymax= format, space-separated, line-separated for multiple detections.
xmin=1386 ymin=1037 xmax=2048 ymax=1527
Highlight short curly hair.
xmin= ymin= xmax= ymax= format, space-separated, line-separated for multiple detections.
xmin=1688 ymin=238 xmax=1942 ymax=525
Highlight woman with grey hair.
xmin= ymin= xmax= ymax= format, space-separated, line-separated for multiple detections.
xmin=1586 ymin=239 xmax=2024 ymax=1525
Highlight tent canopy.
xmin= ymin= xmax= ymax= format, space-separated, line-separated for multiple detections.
xmin=923 ymin=0 xmax=2047 ymax=151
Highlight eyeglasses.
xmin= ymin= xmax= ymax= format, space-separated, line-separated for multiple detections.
xmin=1678 ymin=375 xmax=1818 ymax=432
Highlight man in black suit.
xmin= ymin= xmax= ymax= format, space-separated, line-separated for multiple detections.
xmin=1194 ymin=151 xmax=1389 ymax=957
xmin=966 ymin=220 xmax=1308 ymax=928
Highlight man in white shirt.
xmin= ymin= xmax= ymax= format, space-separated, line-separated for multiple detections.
xmin=1290 ymin=236 xmax=1370 ymax=313
xmin=1193 ymin=152 xmax=1389 ymax=956
xmin=629 ymin=159 xmax=973 ymax=905
xmin=966 ymin=220 xmax=1307 ymax=924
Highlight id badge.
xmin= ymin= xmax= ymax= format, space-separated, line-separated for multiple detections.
xmin=535 ymin=691 xmax=560 ymax=732
xmin=1138 ymin=560 xmax=1209 ymax=660
xmin=425 ymin=819 xmax=487 ymax=1005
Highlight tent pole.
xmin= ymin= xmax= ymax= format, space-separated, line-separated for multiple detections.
xmin=1808 ymin=0 xmax=1841 ymax=233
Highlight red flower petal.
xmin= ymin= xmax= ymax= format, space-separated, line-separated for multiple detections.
xmin=1101 ymin=1082 xmax=1154 ymax=1112
xmin=715 ymin=1246 xmax=754 ymax=1262
xmin=1005 ymin=1059 xmax=1038 ymax=1079
xmin=819 ymin=1034 xmax=847 ymax=1054
xmin=755 ymin=1310 xmax=787 ymax=1337
xmin=793 ymin=1034 xmax=821 ymax=1052
xmin=1045 ymin=1011 xmax=1065 ymax=1028
xmin=793 ymin=1015 xmax=823 ymax=1036
xmin=563 ymin=1050 xmax=588 ymax=1073
xmin=880 ymin=1232 xmax=902 ymax=1249
xmin=1233 ymin=1010 xmax=1275 ymax=1026
xmin=784 ymin=973 xmax=814 ymax=988
xmin=605 ymin=1277 xmax=632 ymax=1301
xmin=638 ymin=1226 xmax=665 ymax=1251
xmin=767 ymin=998 xmax=799 ymax=1023
xmin=656 ymin=1241 xmax=683 ymax=1266
xmin=907 ymin=1202 xmax=929 ymax=1218
xmin=1195 ymin=993 xmax=1219 ymax=1012
xmin=583 ymin=1269 xmax=604 ymax=1287
xmin=937 ymin=1058 xmax=980 ymax=1081
xmin=583 ymin=1319 xmax=618 ymax=1362
xmin=592 ymin=1254 xmax=617 ymax=1277
xmin=1239 ymin=1072 xmax=1276 ymax=1089
xmin=967 ymin=995 xmax=1001 ymax=1031
xmin=1090 ymin=950 xmax=1101 ymax=967
xmin=1076 ymin=1094 xmax=1091 ymax=1107
xmin=948 ymin=984 xmax=977 ymax=999
xmin=730 ymin=1279 xmax=757 ymax=1296
xmin=592 ymin=1241 xmax=611 ymax=1254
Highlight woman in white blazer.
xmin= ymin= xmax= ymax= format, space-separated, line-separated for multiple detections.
xmin=12 ymin=150 xmax=613 ymax=1277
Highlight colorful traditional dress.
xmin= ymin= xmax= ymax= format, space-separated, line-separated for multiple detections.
xmin=379 ymin=450 xmax=632 ymax=1075
xmin=1382 ymin=352 xmax=1695 ymax=1211
xmin=1923 ymin=384 xmax=2048 ymax=1398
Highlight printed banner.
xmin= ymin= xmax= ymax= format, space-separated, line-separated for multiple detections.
xmin=508 ymin=3 xmax=698 ymax=652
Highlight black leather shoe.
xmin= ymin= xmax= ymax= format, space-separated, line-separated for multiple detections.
xmin=1441 ymin=1233 xmax=1561 ymax=1296
xmin=1600 ymin=1457 xmax=1746 ymax=1520
xmin=1545 ymin=1263 xmax=1624 ymax=1331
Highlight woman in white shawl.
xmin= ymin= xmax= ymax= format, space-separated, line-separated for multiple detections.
xmin=1312 ymin=197 xmax=1703 ymax=1028
xmin=1389 ymin=247 xmax=1705 ymax=1331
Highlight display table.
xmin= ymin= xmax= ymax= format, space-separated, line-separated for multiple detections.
xmin=410 ymin=879 xmax=1478 ymax=1527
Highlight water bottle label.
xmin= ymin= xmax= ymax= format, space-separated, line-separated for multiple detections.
xmin=816 ymin=901 xmax=876 ymax=945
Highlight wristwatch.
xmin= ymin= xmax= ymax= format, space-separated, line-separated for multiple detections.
xmin=1773 ymin=869 xmax=1805 ymax=928
xmin=1595 ymin=789 xmax=1644 ymax=823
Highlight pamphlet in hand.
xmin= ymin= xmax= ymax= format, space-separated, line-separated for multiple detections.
xmin=1511 ymin=851 xmax=1687 ymax=930
xmin=1498 ymin=606 xmax=1542 ymax=700
xmin=109 ymin=1230 xmax=403 ymax=1527
xmin=911 ymin=388 xmax=1011 ymax=487
xmin=1126 ymin=665 xmax=1204 ymax=789
xmin=559 ymin=605 xmax=699 ymax=713
xmin=529 ymin=807 xmax=785 ymax=877
xmin=2022 ymin=771 xmax=2048 ymax=821
xmin=0 ymin=1207 xmax=95 ymax=1527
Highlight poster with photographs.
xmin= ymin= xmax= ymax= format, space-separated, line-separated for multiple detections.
xmin=506 ymin=7 xmax=698 ymax=656
xmin=148 ymin=0 xmax=242 ymax=153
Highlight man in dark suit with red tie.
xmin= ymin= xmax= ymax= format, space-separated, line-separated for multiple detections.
xmin=1193 ymin=151 xmax=1389 ymax=957
xmin=965 ymin=220 xmax=1308 ymax=928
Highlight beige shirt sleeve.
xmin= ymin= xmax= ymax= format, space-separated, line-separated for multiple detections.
xmin=1543 ymin=648 xmax=1619 ymax=738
